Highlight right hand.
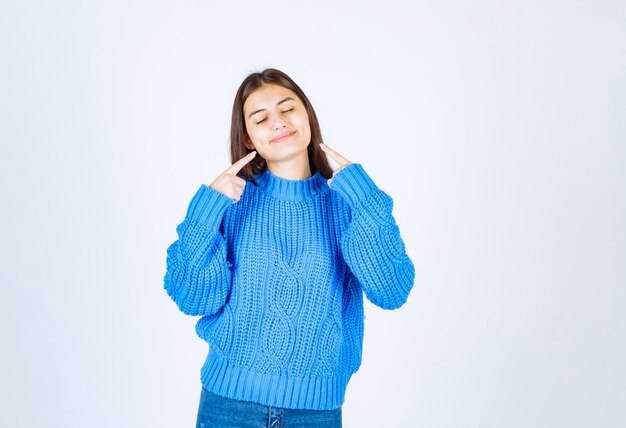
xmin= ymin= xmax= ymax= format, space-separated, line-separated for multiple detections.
xmin=209 ymin=151 xmax=257 ymax=202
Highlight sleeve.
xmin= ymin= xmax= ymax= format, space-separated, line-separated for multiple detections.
xmin=163 ymin=184 xmax=235 ymax=316
xmin=331 ymin=163 xmax=415 ymax=310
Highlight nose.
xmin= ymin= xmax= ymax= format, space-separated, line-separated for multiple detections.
xmin=273 ymin=117 xmax=286 ymax=130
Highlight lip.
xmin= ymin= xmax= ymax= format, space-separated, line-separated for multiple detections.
xmin=271 ymin=131 xmax=296 ymax=142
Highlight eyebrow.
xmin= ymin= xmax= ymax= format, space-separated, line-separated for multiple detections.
xmin=247 ymin=97 xmax=295 ymax=119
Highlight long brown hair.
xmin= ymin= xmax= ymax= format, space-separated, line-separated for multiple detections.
xmin=230 ymin=68 xmax=333 ymax=184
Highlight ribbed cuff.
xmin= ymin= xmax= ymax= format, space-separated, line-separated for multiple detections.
xmin=185 ymin=184 xmax=233 ymax=229
xmin=329 ymin=163 xmax=379 ymax=208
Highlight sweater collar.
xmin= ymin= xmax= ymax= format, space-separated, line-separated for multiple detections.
xmin=253 ymin=168 xmax=328 ymax=201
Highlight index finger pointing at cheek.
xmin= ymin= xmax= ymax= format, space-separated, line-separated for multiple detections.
xmin=319 ymin=144 xmax=351 ymax=167
xmin=226 ymin=151 xmax=257 ymax=175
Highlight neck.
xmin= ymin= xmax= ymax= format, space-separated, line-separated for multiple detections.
xmin=266 ymin=154 xmax=312 ymax=180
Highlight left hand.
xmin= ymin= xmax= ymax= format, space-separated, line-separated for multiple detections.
xmin=319 ymin=143 xmax=352 ymax=186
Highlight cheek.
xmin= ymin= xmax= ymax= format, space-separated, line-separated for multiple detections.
xmin=303 ymin=119 xmax=312 ymax=139
xmin=295 ymin=113 xmax=310 ymax=132
xmin=247 ymin=128 xmax=267 ymax=145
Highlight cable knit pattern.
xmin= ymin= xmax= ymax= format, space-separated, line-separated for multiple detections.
xmin=164 ymin=163 xmax=415 ymax=410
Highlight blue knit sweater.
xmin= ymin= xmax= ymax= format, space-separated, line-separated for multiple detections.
xmin=164 ymin=163 xmax=415 ymax=410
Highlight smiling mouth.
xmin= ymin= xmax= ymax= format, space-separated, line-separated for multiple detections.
xmin=272 ymin=131 xmax=296 ymax=142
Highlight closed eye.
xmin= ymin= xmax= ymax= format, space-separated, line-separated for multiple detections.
xmin=256 ymin=109 xmax=293 ymax=124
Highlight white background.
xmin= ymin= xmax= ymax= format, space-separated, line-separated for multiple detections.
xmin=1 ymin=1 xmax=624 ymax=427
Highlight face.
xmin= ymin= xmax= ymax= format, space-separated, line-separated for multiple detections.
xmin=243 ymin=84 xmax=311 ymax=164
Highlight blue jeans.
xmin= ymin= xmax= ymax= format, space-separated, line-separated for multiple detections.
xmin=195 ymin=385 xmax=342 ymax=428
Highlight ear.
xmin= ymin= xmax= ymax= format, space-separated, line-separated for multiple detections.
xmin=244 ymin=134 xmax=255 ymax=150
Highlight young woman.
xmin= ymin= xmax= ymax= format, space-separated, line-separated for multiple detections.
xmin=164 ymin=68 xmax=415 ymax=427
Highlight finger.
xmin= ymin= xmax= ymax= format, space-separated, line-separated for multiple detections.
xmin=225 ymin=151 xmax=257 ymax=175
xmin=234 ymin=177 xmax=246 ymax=189
xmin=319 ymin=144 xmax=350 ymax=167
